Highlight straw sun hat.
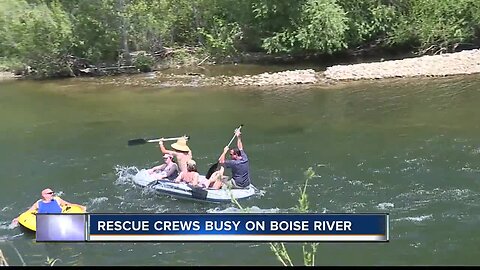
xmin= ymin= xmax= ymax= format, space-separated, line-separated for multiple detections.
xmin=171 ymin=138 xmax=190 ymax=152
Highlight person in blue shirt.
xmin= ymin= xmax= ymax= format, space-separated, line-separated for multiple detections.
xmin=209 ymin=129 xmax=250 ymax=189
xmin=11 ymin=188 xmax=86 ymax=225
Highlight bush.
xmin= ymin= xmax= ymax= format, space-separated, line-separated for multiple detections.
xmin=133 ymin=52 xmax=155 ymax=72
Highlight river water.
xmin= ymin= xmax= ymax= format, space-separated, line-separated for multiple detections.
xmin=1 ymin=71 xmax=480 ymax=266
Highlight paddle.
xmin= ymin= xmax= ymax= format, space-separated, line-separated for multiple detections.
xmin=205 ymin=125 xmax=243 ymax=179
xmin=128 ymin=136 xmax=189 ymax=146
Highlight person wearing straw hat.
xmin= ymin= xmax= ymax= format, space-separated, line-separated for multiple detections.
xmin=158 ymin=136 xmax=192 ymax=174
xmin=147 ymin=153 xmax=179 ymax=181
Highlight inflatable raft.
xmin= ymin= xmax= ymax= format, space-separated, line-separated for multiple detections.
xmin=17 ymin=201 xmax=85 ymax=232
xmin=132 ymin=169 xmax=258 ymax=203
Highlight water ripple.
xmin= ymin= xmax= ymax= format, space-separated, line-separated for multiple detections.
xmin=376 ymin=202 xmax=395 ymax=210
xmin=394 ymin=214 xmax=433 ymax=223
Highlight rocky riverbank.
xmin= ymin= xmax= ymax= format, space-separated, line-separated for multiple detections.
xmin=0 ymin=72 xmax=15 ymax=81
xmin=324 ymin=49 xmax=480 ymax=80
xmin=229 ymin=48 xmax=480 ymax=85
xmin=98 ymin=49 xmax=480 ymax=87
xmin=3 ymin=49 xmax=480 ymax=86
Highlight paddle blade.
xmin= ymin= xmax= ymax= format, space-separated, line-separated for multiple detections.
xmin=205 ymin=162 xmax=219 ymax=179
xmin=191 ymin=186 xmax=208 ymax=200
xmin=127 ymin=138 xmax=147 ymax=146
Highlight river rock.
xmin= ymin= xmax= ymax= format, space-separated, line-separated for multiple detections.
xmin=229 ymin=69 xmax=318 ymax=86
xmin=0 ymin=72 xmax=15 ymax=80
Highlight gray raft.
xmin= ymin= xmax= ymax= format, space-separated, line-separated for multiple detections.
xmin=132 ymin=169 xmax=258 ymax=203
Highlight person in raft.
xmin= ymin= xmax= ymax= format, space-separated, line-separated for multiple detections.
xmin=158 ymin=136 xmax=192 ymax=174
xmin=11 ymin=188 xmax=87 ymax=225
xmin=147 ymin=153 xmax=179 ymax=180
xmin=206 ymin=129 xmax=251 ymax=189
xmin=174 ymin=159 xmax=200 ymax=186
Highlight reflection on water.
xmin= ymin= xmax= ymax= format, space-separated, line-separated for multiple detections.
xmin=1 ymin=74 xmax=480 ymax=265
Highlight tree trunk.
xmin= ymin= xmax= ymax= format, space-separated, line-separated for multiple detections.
xmin=118 ymin=0 xmax=132 ymax=65
xmin=192 ymin=2 xmax=205 ymax=46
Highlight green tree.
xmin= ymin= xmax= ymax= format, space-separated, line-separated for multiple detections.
xmin=125 ymin=0 xmax=171 ymax=52
xmin=59 ymin=0 xmax=120 ymax=63
xmin=389 ymin=0 xmax=480 ymax=54
xmin=337 ymin=0 xmax=400 ymax=47
xmin=0 ymin=0 xmax=75 ymax=77
xmin=255 ymin=0 xmax=349 ymax=54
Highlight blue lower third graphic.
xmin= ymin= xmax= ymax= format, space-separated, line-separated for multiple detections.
xmin=36 ymin=214 xmax=86 ymax=242
xmin=87 ymin=213 xmax=389 ymax=242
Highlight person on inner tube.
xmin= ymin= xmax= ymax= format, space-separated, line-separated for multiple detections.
xmin=11 ymin=188 xmax=87 ymax=225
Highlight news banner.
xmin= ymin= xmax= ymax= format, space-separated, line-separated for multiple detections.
xmin=35 ymin=213 xmax=389 ymax=242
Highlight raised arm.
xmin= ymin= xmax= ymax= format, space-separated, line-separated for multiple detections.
xmin=235 ymin=130 xmax=243 ymax=151
xmin=219 ymin=146 xmax=229 ymax=164
xmin=159 ymin=140 xmax=175 ymax=156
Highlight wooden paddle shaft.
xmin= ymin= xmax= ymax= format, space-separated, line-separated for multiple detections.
xmin=205 ymin=125 xmax=243 ymax=178
xmin=148 ymin=136 xmax=189 ymax=143
xmin=225 ymin=125 xmax=243 ymax=148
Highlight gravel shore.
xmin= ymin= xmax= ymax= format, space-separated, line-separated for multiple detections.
xmin=206 ymin=49 xmax=480 ymax=86
xmin=324 ymin=49 xmax=480 ymax=81
xmin=0 ymin=72 xmax=15 ymax=81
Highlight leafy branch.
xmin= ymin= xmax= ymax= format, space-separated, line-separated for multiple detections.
xmin=231 ymin=167 xmax=319 ymax=266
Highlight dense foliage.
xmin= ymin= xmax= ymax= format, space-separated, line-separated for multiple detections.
xmin=1 ymin=0 xmax=479 ymax=77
